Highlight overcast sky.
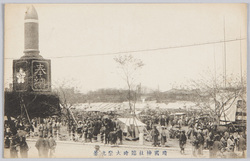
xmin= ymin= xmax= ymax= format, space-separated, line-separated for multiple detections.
xmin=4 ymin=4 xmax=247 ymax=93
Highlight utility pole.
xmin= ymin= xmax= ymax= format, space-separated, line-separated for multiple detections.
xmin=240 ymin=29 xmax=243 ymax=88
xmin=223 ymin=16 xmax=227 ymax=88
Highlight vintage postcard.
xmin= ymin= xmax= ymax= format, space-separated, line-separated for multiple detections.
xmin=3 ymin=3 xmax=247 ymax=158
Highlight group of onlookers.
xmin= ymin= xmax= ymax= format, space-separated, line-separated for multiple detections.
xmin=145 ymin=113 xmax=246 ymax=158
xmin=4 ymin=117 xmax=58 ymax=158
xmin=37 ymin=118 xmax=61 ymax=138
xmin=187 ymin=122 xmax=246 ymax=158
xmin=35 ymin=135 xmax=57 ymax=158
xmin=4 ymin=113 xmax=246 ymax=158
xmin=68 ymin=117 xmax=123 ymax=146
xmin=5 ymin=135 xmax=29 ymax=158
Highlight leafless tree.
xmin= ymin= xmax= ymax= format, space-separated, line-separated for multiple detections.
xmin=188 ymin=70 xmax=246 ymax=124
xmin=114 ymin=54 xmax=144 ymax=114
xmin=53 ymin=79 xmax=80 ymax=130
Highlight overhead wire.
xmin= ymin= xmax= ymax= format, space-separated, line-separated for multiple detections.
xmin=4 ymin=37 xmax=246 ymax=60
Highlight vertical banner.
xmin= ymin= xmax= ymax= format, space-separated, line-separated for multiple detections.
xmin=32 ymin=60 xmax=51 ymax=91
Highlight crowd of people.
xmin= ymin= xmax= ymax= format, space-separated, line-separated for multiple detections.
xmin=4 ymin=110 xmax=247 ymax=158
xmin=4 ymin=135 xmax=29 ymax=158
xmin=68 ymin=117 xmax=123 ymax=145
xmin=143 ymin=112 xmax=246 ymax=158
xmin=4 ymin=117 xmax=58 ymax=158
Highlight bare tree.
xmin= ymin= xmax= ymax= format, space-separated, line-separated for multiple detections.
xmin=53 ymin=79 xmax=80 ymax=131
xmin=188 ymin=70 xmax=246 ymax=125
xmin=114 ymin=54 xmax=144 ymax=114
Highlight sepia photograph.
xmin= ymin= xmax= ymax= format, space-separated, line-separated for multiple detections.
xmin=3 ymin=3 xmax=247 ymax=158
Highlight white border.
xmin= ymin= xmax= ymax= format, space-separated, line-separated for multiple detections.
xmin=0 ymin=1 xmax=249 ymax=161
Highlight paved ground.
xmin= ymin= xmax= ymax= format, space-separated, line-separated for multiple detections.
xmin=4 ymin=125 xmax=212 ymax=158
xmin=4 ymin=138 xmax=210 ymax=158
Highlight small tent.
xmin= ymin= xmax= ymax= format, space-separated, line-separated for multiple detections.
xmin=118 ymin=117 xmax=147 ymax=139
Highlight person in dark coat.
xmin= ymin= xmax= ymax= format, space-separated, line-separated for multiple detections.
xmin=160 ymin=116 xmax=166 ymax=126
xmin=20 ymin=136 xmax=29 ymax=158
xmin=104 ymin=119 xmax=111 ymax=144
xmin=166 ymin=116 xmax=170 ymax=126
xmin=151 ymin=126 xmax=159 ymax=147
xmin=116 ymin=126 xmax=123 ymax=145
xmin=83 ymin=124 xmax=88 ymax=142
xmin=4 ymin=136 xmax=10 ymax=148
xmin=92 ymin=120 xmax=99 ymax=141
xmin=110 ymin=131 xmax=117 ymax=145
xmin=104 ymin=126 xmax=110 ymax=144
xmin=88 ymin=125 xmax=93 ymax=143
xmin=179 ymin=130 xmax=187 ymax=154
xmin=48 ymin=123 xmax=53 ymax=137
xmin=76 ymin=122 xmax=83 ymax=141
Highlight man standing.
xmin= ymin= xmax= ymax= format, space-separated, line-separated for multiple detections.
xmin=35 ymin=135 xmax=50 ymax=158
xmin=20 ymin=136 xmax=29 ymax=158
xmin=116 ymin=126 xmax=123 ymax=145
xmin=179 ymin=130 xmax=187 ymax=154
xmin=161 ymin=126 xmax=167 ymax=146
xmin=210 ymin=135 xmax=222 ymax=158
xmin=238 ymin=134 xmax=246 ymax=157
xmin=35 ymin=135 xmax=44 ymax=157
xmin=197 ymin=130 xmax=204 ymax=155
xmin=10 ymin=136 xmax=18 ymax=158
xmin=48 ymin=135 xmax=57 ymax=158
xmin=151 ymin=125 xmax=159 ymax=147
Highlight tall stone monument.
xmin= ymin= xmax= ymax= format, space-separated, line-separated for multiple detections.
xmin=13 ymin=6 xmax=51 ymax=92
xmin=5 ymin=6 xmax=59 ymax=119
